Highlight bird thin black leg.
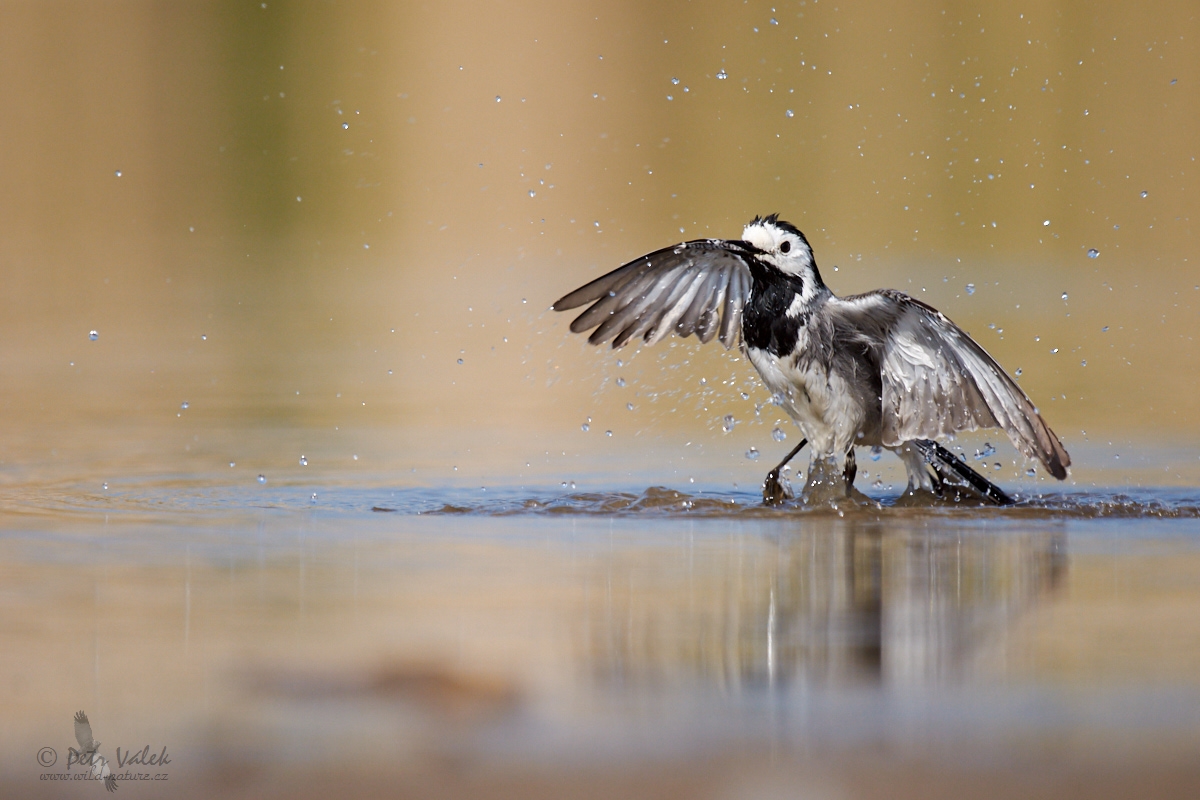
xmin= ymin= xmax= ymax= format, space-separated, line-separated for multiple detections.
xmin=914 ymin=439 xmax=1014 ymax=506
xmin=843 ymin=447 xmax=857 ymax=496
xmin=762 ymin=438 xmax=808 ymax=506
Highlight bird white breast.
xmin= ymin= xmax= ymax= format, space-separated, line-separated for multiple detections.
xmin=746 ymin=345 xmax=866 ymax=456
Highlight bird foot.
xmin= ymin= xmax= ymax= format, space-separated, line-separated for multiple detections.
xmin=762 ymin=469 xmax=793 ymax=506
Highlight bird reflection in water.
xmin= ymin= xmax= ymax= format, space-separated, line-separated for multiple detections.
xmin=577 ymin=524 xmax=1066 ymax=690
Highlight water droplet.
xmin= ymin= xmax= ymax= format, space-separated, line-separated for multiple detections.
xmin=1087 ymin=248 xmax=1099 ymax=258
xmin=581 ymin=422 xmax=590 ymax=432
xmin=457 ymin=358 xmax=464 ymax=364
xmin=352 ymin=454 xmax=358 ymax=460
xmin=785 ymin=109 xmax=794 ymax=118
xmin=616 ymin=377 xmax=626 ymax=387
xmin=1025 ymin=468 xmax=1037 ymax=477
xmin=180 ymin=401 xmax=189 ymax=410
xmin=299 ymin=455 xmax=308 ymax=466
xmin=993 ymin=463 xmax=1002 ymax=471
xmin=1043 ymin=220 xmax=1051 ymax=226
xmin=745 ymin=447 xmax=760 ymax=460
xmin=528 ymin=190 xmax=536 ymax=197
xmin=1101 ymin=326 xmax=1109 ymax=332
xmin=671 ymin=77 xmax=680 ymax=85
xmin=626 ymin=402 xmax=634 ymax=411
xmin=772 ymin=427 xmax=787 ymax=442
xmin=387 ymin=369 xmax=393 ymax=375
xmin=257 ymin=474 xmax=267 ymax=484
xmin=982 ymin=442 xmax=996 ymax=458
xmin=872 ymin=479 xmax=883 ymax=488
xmin=114 ymin=170 xmax=122 ymax=177
xmin=311 ymin=493 xmax=318 ymax=502
xmin=769 ymin=17 xmax=778 ymax=24
xmin=965 ymin=283 xmax=975 ymax=295
xmin=229 ymin=462 xmax=236 ymax=468
xmin=716 ymin=68 xmax=728 ymax=80
xmin=102 ymin=482 xmax=108 ymax=490
xmin=341 ymin=122 xmax=349 ymax=129
xmin=1015 ymin=368 xmax=1023 ymax=376
xmin=1081 ymin=360 xmax=1087 ymax=367
xmin=722 ymin=414 xmax=736 ymax=433
xmin=1051 ymin=348 xmax=1059 ymax=354
xmin=495 ymin=95 xmax=502 ymax=103
xmin=870 ymin=445 xmax=882 ymax=461
xmin=605 ymin=430 xmax=613 ymax=437
xmin=1140 ymin=190 xmax=1148 ymax=198
xmin=1061 ymin=292 xmax=1068 ymax=301
xmin=89 ymin=330 xmax=99 ymax=341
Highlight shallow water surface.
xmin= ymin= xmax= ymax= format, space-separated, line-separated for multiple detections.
xmin=4 ymin=477 xmax=1200 ymax=799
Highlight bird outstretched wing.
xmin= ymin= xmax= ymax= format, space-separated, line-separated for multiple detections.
xmin=74 ymin=710 xmax=96 ymax=751
xmin=552 ymin=239 xmax=756 ymax=349
xmin=838 ymin=290 xmax=1070 ymax=479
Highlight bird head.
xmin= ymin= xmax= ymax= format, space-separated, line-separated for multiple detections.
xmin=742 ymin=214 xmax=816 ymax=276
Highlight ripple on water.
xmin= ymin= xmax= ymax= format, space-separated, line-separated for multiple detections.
xmin=421 ymin=486 xmax=1200 ymax=520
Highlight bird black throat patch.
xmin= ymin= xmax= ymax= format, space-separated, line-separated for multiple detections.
xmin=742 ymin=262 xmax=806 ymax=357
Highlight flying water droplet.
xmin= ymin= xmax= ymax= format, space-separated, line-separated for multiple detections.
xmin=1140 ymin=190 xmax=1148 ymax=198
xmin=1015 ymin=368 xmax=1023 ymax=376
xmin=1025 ymin=468 xmax=1037 ymax=477
xmin=1051 ymin=348 xmax=1059 ymax=354
xmin=772 ymin=427 xmax=787 ymax=442
xmin=722 ymin=414 xmax=736 ymax=433
xmin=745 ymin=447 xmax=760 ymax=460
xmin=102 ymin=482 xmax=108 ymax=490
xmin=89 ymin=330 xmax=99 ymax=341
xmin=528 ymin=190 xmax=536 ymax=197
xmin=299 ymin=455 xmax=308 ymax=466
xmin=341 ymin=122 xmax=349 ymax=129
xmin=965 ymin=283 xmax=975 ymax=295
xmin=626 ymin=402 xmax=634 ymax=411
xmin=785 ymin=109 xmax=794 ymax=118
xmin=671 ymin=77 xmax=680 ymax=85
xmin=581 ymin=422 xmax=590 ymax=432
xmin=1081 ymin=360 xmax=1087 ymax=367
xmin=769 ymin=17 xmax=778 ymax=24
xmin=1087 ymin=248 xmax=1099 ymax=258
xmin=716 ymin=69 xmax=728 ymax=80
xmin=1061 ymin=292 xmax=1068 ymax=301
xmin=229 ymin=462 xmax=236 ymax=468
xmin=616 ymin=377 xmax=626 ymax=387
xmin=605 ymin=430 xmax=613 ymax=437
xmin=1101 ymin=326 xmax=1109 ymax=332
xmin=457 ymin=358 xmax=464 ymax=364
xmin=180 ymin=401 xmax=189 ymax=410
xmin=257 ymin=474 xmax=267 ymax=484
xmin=495 ymin=95 xmax=502 ymax=103
xmin=870 ymin=446 xmax=882 ymax=461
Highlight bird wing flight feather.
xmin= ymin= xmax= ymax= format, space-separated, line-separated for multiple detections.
xmin=74 ymin=711 xmax=95 ymax=750
xmin=552 ymin=240 xmax=755 ymax=349
xmin=842 ymin=290 xmax=1069 ymax=478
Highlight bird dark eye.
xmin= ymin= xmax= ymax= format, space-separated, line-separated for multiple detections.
xmin=780 ymin=240 xmax=792 ymax=254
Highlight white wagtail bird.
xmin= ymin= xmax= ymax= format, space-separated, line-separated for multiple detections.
xmin=552 ymin=214 xmax=1070 ymax=505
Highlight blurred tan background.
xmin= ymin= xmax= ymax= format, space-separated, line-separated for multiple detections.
xmin=0 ymin=0 xmax=1196 ymax=486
